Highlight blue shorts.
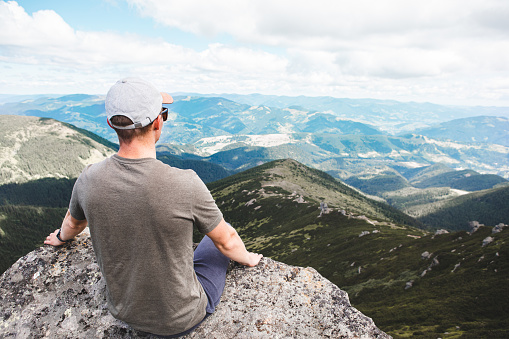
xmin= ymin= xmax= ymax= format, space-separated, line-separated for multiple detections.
xmin=156 ymin=235 xmax=230 ymax=338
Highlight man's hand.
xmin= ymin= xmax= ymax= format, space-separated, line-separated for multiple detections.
xmin=44 ymin=229 xmax=66 ymax=247
xmin=207 ymin=219 xmax=263 ymax=267
xmin=243 ymin=252 xmax=263 ymax=267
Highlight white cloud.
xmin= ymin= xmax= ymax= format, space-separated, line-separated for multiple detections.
xmin=0 ymin=1 xmax=289 ymax=94
xmin=0 ymin=0 xmax=508 ymax=106
xmin=127 ymin=0 xmax=509 ymax=78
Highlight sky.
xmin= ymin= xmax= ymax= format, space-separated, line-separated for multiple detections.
xmin=1 ymin=0 xmax=509 ymax=106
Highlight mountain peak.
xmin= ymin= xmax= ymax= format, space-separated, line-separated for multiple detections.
xmin=210 ymin=158 xmax=419 ymax=227
xmin=0 ymin=115 xmax=116 ymax=185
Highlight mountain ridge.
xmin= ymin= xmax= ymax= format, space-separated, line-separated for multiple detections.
xmin=413 ymin=115 xmax=509 ymax=146
xmin=2 ymin=94 xmax=508 ymax=179
xmin=0 ymin=115 xmax=116 ymax=185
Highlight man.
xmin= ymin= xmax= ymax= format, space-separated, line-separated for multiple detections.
xmin=45 ymin=78 xmax=263 ymax=337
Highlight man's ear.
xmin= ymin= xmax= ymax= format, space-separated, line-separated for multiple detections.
xmin=153 ymin=114 xmax=163 ymax=131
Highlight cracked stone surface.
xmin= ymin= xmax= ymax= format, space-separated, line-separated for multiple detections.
xmin=0 ymin=228 xmax=390 ymax=338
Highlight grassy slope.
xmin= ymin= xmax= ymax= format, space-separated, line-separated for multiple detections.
xmin=208 ymin=159 xmax=420 ymax=227
xmin=349 ymin=226 xmax=509 ymax=338
xmin=418 ymin=186 xmax=509 ymax=230
xmin=207 ymin=159 xmax=509 ymax=338
xmin=0 ymin=205 xmax=66 ymax=273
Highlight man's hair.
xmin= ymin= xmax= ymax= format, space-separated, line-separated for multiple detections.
xmin=110 ymin=115 xmax=153 ymax=142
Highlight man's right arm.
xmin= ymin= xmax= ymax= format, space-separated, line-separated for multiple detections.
xmin=206 ymin=219 xmax=263 ymax=267
xmin=44 ymin=210 xmax=88 ymax=247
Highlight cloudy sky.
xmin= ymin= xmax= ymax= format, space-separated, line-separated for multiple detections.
xmin=1 ymin=0 xmax=509 ymax=106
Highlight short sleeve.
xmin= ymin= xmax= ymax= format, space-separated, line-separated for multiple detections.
xmin=191 ymin=173 xmax=223 ymax=234
xmin=68 ymin=172 xmax=86 ymax=221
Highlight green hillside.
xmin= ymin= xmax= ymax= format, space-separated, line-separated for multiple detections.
xmin=0 ymin=115 xmax=116 ymax=185
xmin=344 ymin=172 xmax=411 ymax=195
xmin=208 ymin=159 xmax=420 ymax=227
xmin=418 ymin=186 xmax=509 ymax=230
xmin=206 ymin=159 xmax=509 ymax=338
xmin=157 ymin=153 xmax=232 ymax=183
xmin=0 ymin=177 xmax=75 ymax=207
xmin=450 ymin=174 xmax=507 ymax=191
xmin=0 ymin=205 xmax=66 ymax=274
xmin=0 ymin=178 xmax=76 ymax=273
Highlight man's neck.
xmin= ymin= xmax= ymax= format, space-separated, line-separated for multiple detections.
xmin=117 ymin=140 xmax=157 ymax=159
xmin=115 ymin=117 xmax=162 ymax=159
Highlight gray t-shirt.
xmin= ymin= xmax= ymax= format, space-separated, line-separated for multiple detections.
xmin=69 ymin=154 xmax=223 ymax=336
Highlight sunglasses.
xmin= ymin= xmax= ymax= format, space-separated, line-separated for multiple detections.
xmin=160 ymin=107 xmax=168 ymax=121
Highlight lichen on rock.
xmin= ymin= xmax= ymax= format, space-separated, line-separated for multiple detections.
xmin=0 ymin=228 xmax=390 ymax=338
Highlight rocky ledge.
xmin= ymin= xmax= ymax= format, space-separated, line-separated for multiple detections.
xmin=0 ymin=229 xmax=390 ymax=338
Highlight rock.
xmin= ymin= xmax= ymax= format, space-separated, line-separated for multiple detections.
xmin=318 ymin=201 xmax=330 ymax=217
xmin=482 ymin=236 xmax=494 ymax=247
xmin=451 ymin=263 xmax=461 ymax=273
xmin=468 ymin=221 xmax=483 ymax=234
xmin=421 ymin=251 xmax=432 ymax=260
xmin=359 ymin=231 xmax=370 ymax=237
xmin=492 ymin=223 xmax=507 ymax=234
xmin=0 ymin=229 xmax=390 ymax=339
xmin=245 ymin=198 xmax=257 ymax=206
xmin=293 ymin=196 xmax=306 ymax=203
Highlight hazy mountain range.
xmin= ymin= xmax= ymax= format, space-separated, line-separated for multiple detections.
xmin=1 ymin=94 xmax=507 ymax=181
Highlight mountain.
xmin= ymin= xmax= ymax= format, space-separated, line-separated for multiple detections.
xmin=342 ymin=163 xmax=508 ymax=228
xmin=173 ymin=133 xmax=509 ymax=180
xmin=187 ymin=93 xmax=509 ymax=133
xmin=413 ymin=116 xmax=509 ymax=146
xmin=417 ymin=186 xmax=509 ymax=230
xmin=0 ymin=115 xmax=117 ymax=273
xmin=343 ymin=169 xmax=411 ymax=195
xmin=2 ymin=94 xmax=508 ymax=180
xmin=0 ymin=95 xmax=117 ymax=142
xmin=400 ymin=163 xmax=456 ymax=183
xmin=412 ymin=169 xmax=507 ymax=191
xmin=0 ymin=94 xmax=383 ymax=144
xmin=0 ymin=115 xmax=117 ymax=185
xmin=208 ymin=158 xmax=420 ymax=228
xmin=204 ymin=158 xmax=509 ymax=338
xmin=161 ymin=96 xmax=384 ymax=143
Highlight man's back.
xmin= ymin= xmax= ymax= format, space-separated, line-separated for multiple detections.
xmin=69 ymin=154 xmax=222 ymax=335
xmin=44 ymin=78 xmax=262 ymax=337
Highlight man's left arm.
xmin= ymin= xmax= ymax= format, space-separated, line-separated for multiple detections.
xmin=44 ymin=210 xmax=88 ymax=246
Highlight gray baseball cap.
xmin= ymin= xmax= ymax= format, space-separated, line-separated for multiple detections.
xmin=106 ymin=77 xmax=173 ymax=130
